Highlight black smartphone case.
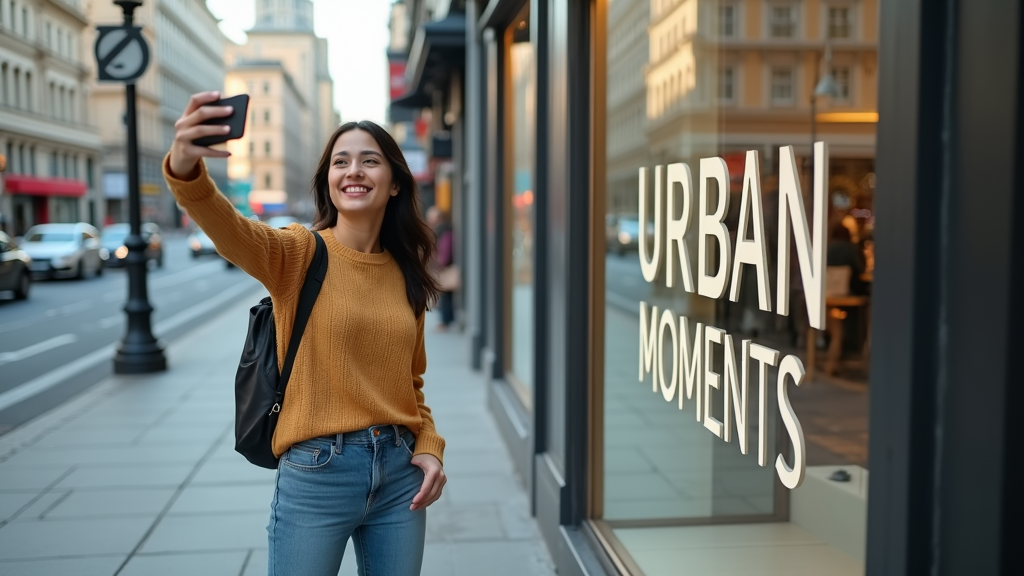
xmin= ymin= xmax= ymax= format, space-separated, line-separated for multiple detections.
xmin=192 ymin=94 xmax=250 ymax=147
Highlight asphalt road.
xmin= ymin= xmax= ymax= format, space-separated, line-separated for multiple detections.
xmin=0 ymin=233 xmax=264 ymax=435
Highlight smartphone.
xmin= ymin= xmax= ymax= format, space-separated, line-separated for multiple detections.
xmin=192 ymin=94 xmax=250 ymax=147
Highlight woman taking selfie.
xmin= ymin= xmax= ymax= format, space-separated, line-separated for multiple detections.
xmin=164 ymin=91 xmax=446 ymax=576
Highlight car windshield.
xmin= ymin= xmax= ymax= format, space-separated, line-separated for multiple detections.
xmin=26 ymin=232 xmax=74 ymax=242
xmin=618 ymin=219 xmax=640 ymax=234
xmin=102 ymin=228 xmax=129 ymax=243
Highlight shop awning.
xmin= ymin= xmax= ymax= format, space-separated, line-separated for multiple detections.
xmin=390 ymin=12 xmax=466 ymax=119
xmin=3 ymin=175 xmax=87 ymax=197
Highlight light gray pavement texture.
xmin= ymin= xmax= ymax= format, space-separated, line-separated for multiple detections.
xmin=0 ymin=294 xmax=556 ymax=576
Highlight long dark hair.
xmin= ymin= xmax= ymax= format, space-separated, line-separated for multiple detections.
xmin=310 ymin=121 xmax=439 ymax=316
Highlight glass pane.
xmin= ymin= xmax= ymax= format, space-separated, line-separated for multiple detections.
xmin=507 ymin=5 xmax=536 ymax=393
xmin=601 ymin=0 xmax=877 ymax=572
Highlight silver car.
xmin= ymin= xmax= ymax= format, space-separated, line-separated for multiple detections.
xmin=21 ymin=222 xmax=106 ymax=279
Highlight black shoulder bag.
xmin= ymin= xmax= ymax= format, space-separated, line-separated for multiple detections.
xmin=234 ymin=230 xmax=328 ymax=469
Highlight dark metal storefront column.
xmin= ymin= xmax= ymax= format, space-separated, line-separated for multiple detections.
xmin=869 ymin=0 xmax=1024 ymax=574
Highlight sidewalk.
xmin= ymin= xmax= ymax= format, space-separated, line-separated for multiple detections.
xmin=0 ymin=293 xmax=556 ymax=576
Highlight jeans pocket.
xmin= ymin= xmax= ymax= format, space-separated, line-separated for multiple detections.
xmin=400 ymin=431 xmax=416 ymax=456
xmin=281 ymin=437 xmax=334 ymax=470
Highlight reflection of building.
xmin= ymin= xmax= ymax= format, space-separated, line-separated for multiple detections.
xmin=86 ymin=0 xmax=228 ymax=228
xmin=606 ymin=0 xmax=650 ymax=215
xmin=224 ymin=0 xmax=338 ymax=219
xmin=608 ymin=0 xmax=879 ymax=215
xmin=0 ymin=0 xmax=103 ymax=236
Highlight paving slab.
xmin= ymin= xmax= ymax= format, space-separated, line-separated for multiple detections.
xmin=0 ymin=555 xmax=125 ymax=576
xmin=118 ymin=550 xmax=249 ymax=576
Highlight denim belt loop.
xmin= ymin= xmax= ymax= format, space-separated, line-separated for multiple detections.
xmin=392 ymin=424 xmax=402 ymax=447
xmin=334 ymin=432 xmax=345 ymax=455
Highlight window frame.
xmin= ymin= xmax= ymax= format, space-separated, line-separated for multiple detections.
xmin=765 ymin=2 xmax=799 ymax=40
xmin=769 ymin=65 xmax=796 ymax=105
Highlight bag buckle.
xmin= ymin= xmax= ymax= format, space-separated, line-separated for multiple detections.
xmin=269 ymin=403 xmax=281 ymax=415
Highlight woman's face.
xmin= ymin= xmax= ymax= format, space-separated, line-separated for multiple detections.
xmin=327 ymin=129 xmax=398 ymax=220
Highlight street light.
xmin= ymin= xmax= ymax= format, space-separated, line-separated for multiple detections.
xmin=108 ymin=0 xmax=166 ymax=374
xmin=810 ymin=42 xmax=841 ymax=164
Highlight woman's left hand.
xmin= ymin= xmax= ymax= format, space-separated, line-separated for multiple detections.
xmin=410 ymin=454 xmax=446 ymax=511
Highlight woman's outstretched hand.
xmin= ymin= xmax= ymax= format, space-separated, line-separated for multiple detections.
xmin=168 ymin=91 xmax=234 ymax=179
xmin=410 ymin=454 xmax=446 ymax=511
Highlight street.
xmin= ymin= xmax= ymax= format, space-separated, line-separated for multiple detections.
xmin=0 ymin=234 xmax=264 ymax=435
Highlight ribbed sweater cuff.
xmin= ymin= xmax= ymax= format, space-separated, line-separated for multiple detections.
xmin=162 ymin=154 xmax=217 ymax=202
xmin=414 ymin=433 xmax=446 ymax=466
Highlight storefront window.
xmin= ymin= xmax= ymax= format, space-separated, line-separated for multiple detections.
xmin=598 ymin=1 xmax=878 ymax=574
xmin=506 ymin=3 xmax=536 ymax=400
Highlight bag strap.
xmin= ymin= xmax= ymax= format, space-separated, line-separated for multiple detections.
xmin=278 ymin=230 xmax=328 ymax=391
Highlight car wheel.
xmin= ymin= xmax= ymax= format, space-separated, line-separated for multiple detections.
xmin=13 ymin=272 xmax=30 ymax=300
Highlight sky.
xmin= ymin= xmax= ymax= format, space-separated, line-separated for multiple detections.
xmin=205 ymin=0 xmax=392 ymax=124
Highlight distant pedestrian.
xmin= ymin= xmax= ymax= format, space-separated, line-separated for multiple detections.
xmin=426 ymin=206 xmax=456 ymax=331
xmin=165 ymin=91 xmax=446 ymax=576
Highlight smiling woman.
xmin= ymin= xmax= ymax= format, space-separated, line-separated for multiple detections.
xmin=164 ymin=93 xmax=446 ymax=576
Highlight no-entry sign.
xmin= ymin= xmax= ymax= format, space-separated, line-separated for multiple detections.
xmin=94 ymin=25 xmax=150 ymax=82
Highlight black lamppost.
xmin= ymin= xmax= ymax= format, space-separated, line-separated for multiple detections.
xmin=111 ymin=0 xmax=165 ymax=374
xmin=810 ymin=42 xmax=841 ymax=162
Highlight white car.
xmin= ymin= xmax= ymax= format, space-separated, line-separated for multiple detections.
xmin=21 ymin=222 xmax=106 ymax=279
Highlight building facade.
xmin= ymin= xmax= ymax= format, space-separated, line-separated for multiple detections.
xmin=85 ymin=0 xmax=227 ymax=229
xmin=0 ymin=0 xmax=103 ymax=236
xmin=398 ymin=0 xmax=1024 ymax=574
xmin=223 ymin=0 xmax=337 ymax=220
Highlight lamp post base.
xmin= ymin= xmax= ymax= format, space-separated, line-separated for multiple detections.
xmin=113 ymin=343 xmax=166 ymax=374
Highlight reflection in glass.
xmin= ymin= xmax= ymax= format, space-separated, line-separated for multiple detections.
xmin=600 ymin=0 xmax=878 ymax=571
xmin=507 ymin=6 xmax=535 ymax=394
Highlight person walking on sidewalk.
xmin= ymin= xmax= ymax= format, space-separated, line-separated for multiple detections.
xmin=164 ymin=92 xmax=447 ymax=576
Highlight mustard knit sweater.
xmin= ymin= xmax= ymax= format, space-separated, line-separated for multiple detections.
xmin=163 ymin=157 xmax=444 ymax=463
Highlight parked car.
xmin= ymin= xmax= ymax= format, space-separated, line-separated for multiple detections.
xmin=187 ymin=228 xmax=218 ymax=258
xmin=187 ymin=228 xmax=238 ymax=268
xmin=0 ymin=231 xmax=32 ymax=299
xmin=606 ymin=214 xmax=654 ymax=255
xmin=101 ymin=223 xmax=164 ymax=268
xmin=20 ymin=222 xmax=105 ymax=279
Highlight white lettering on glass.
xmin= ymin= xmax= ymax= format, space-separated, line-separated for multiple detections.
xmin=632 ymin=143 xmax=829 ymax=490
xmin=776 ymin=354 xmax=807 ymax=489
xmin=697 ymin=158 xmax=731 ymax=299
xmin=665 ymin=162 xmax=695 ymax=291
xmin=638 ymin=167 xmax=662 ymax=283
xmin=776 ymin=143 xmax=828 ymax=329
xmin=728 ymin=150 xmax=772 ymax=311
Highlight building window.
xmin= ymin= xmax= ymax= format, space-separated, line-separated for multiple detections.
xmin=264 ymin=173 xmax=271 ymax=188
xmin=769 ymin=4 xmax=796 ymax=38
xmin=86 ymin=157 xmax=94 ymax=187
xmin=719 ymin=66 xmax=736 ymax=102
xmin=265 ymin=141 xmax=271 ymax=156
xmin=505 ymin=1 xmax=536 ymax=406
xmin=25 ymin=71 xmax=32 ymax=111
xmin=264 ymin=110 xmax=270 ymax=123
xmin=832 ymin=66 xmax=851 ymax=100
xmin=719 ymin=4 xmax=737 ymax=37
xmin=50 ymin=151 xmax=59 ymax=177
xmin=263 ymin=81 xmax=270 ymax=94
xmin=771 ymin=67 xmax=794 ymax=104
xmin=249 ymin=141 xmax=254 ymax=155
xmin=828 ymin=6 xmax=853 ymax=39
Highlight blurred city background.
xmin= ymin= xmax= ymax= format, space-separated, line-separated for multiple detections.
xmin=1 ymin=1 xmax=1017 ymax=575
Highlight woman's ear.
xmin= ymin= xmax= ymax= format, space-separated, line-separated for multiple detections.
xmin=391 ymin=184 xmax=399 ymax=197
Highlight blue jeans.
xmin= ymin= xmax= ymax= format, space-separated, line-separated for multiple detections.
xmin=267 ymin=425 xmax=426 ymax=576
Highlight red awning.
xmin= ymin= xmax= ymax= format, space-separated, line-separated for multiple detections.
xmin=3 ymin=175 xmax=88 ymax=197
